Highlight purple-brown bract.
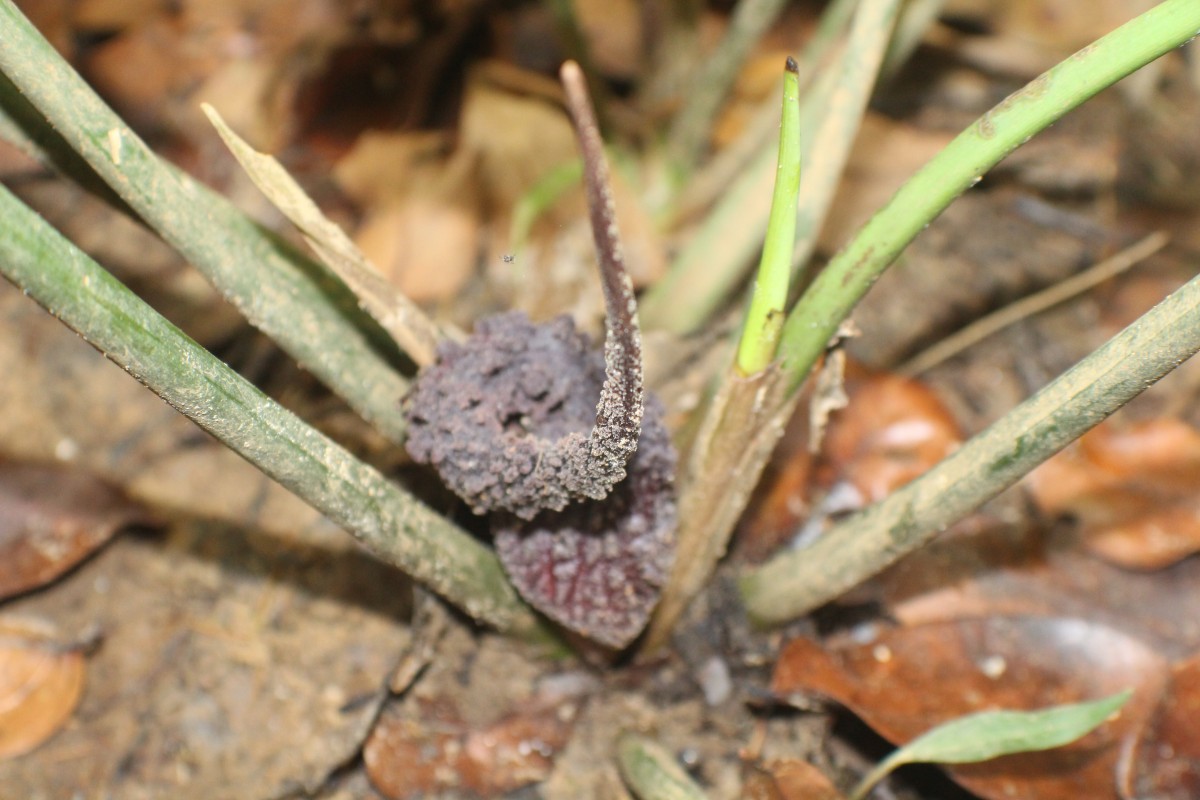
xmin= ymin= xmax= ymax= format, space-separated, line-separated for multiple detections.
xmin=405 ymin=312 xmax=636 ymax=520
xmin=404 ymin=311 xmax=677 ymax=648
xmin=403 ymin=60 xmax=677 ymax=648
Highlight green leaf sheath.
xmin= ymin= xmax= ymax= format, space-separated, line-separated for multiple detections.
xmin=777 ymin=0 xmax=1200 ymax=395
xmin=0 ymin=183 xmax=544 ymax=639
xmin=0 ymin=0 xmax=410 ymax=442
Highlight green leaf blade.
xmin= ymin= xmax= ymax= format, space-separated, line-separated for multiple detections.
xmin=849 ymin=691 xmax=1132 ymax=800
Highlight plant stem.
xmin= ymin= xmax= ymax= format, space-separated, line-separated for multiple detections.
xmin=666 ymin=0 xmax=790 ymax=174
xmin=735 ymin=57 xmax=801 ymax=376
xmin=0 ymin=0 xmax=411 ymax=443
xmin=789 ymin=0 xmax=900 ymax=281
xmin=742 ymin=260 xmax=1200 ymax=624
xmin=640 ymin=0 xmax=896 ymax=335
xmin=641 ymin=0 xmax=899 ymax=646
xmin=775 ymin=0 xmax=1200 ymax=395
xmin=0 ymin=183 xmax=547 ymax=640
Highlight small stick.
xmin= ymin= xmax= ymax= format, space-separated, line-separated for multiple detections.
xmin=561 ymin=60 xmax=644 ymax=484
xmin=899 ymin=231 xmax=1169 ymax=376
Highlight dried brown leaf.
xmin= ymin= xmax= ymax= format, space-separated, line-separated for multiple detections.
xmin=772 ymin=617 xmax=1168 ymax=800
xmin=741 ymin=759 xmax=846 ymax=800
xmin=1130 ymin=652 xmax=1200 ymax=798
xmin=364 ymin=695 xmax=577 ymax=799
xmin=0 ymin=460 xmax=141 ymax=599
xmin=1027 ymin=418 xmax=1200 ymax=569
xmin=0 ymin=618 xmax=85 ymax=760
xmin=818 ymin=371 xmax=962 ymax=504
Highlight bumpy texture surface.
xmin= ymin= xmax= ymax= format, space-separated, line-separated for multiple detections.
xmin=405 ymin=309 xmax=677 ymax=647
xmin=493 ymin=395 xmax=676 ymax=649
xmin=405 ymin=311 xmax=635 ymax=519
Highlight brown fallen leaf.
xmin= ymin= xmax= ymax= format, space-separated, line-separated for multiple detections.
xmin=1026 ymin=418 xmax=1200 ymax=569
xmin=817 ymin=370 xmax=962 ymax=505
xmin=772 ymin=617 xmax=1168 ymax=800
xmin=364 ymin=693 xmax=578 ymax=799
xmin=1130 ymin=651 xmax=1200 ymax=799
xmin=738 ymin=367 xmax=960 ymax=559
xmin=355 ymin=197 xmax=480 ymax=304
xmin=0 ymin=618 xmax=86 ymax=760
xmin=0 ymin=460 xmax=142 ymax=600
xmin=741 ymin=758 xmax=846 ymax=800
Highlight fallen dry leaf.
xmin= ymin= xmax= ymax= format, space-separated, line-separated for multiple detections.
xmin=741 ymin=758 xmax=846 ymax=800
xmin=333 ymin=130 xmax=456 ymax=209
xmin=0 ymin=618 xmax=86 ymax=760
xmin=364 ymin=694 xmax=577 ymax=799
xmin=738 ymin=368 xmax=960 ymax=560
xmin=1027 ymin=418 xmax=1200 ymax=569
xmin=772 ymin=617 xmax=1169 ymax=800
xmin=72 ymin=0 xmax=164 ymax=31
xmin=1129 ymin=652 xmax=1200 ymax=799
xmin=355 ymin=198 xmax=480 ymax=304
xmin=460 ymin=65 xmax=665 ymax=314
xmin=572 ymin=0 xmax=643 ymax=81
xmin=817 ymin=371 xmax=962 ymax=504
xmin=0 ymin=460 xmax=142 ymax=600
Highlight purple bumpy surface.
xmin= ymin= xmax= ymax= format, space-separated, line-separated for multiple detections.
xmin=405 ymin=310 xmax=676 ymax=646
xmin=406 ymin=311 xmax=626 ymax=519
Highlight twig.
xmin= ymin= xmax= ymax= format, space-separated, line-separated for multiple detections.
xmin=899 ymin=231 xmax=1170 ymax=376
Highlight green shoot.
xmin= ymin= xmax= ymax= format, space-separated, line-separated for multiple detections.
xmin=735 ymin=57 xmax=801 ymax=376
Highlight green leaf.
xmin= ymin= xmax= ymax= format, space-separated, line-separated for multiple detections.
xmin=617 ymin=733 xmax=709 ymax=800
xmin=848 ymin=691 xmax=1132 ymax=800
xmin=0 ymin=180 xmax=548 ymax=642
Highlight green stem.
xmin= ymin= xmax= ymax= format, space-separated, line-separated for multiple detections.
xmin=789 ymin=0 xmax=900 ymax=282
xmin=742 ymin=262 xmax=1200 ymax=625
xmin=666 ymin=0 xmax=790 ymax=174
xmin=640 ymin=0 xmax=892 ymax=335
xmin=0 ymin=183 xmax=546 ymax=640
xmin=735 ymin=58 xmax=801 ymax=375
xmin=776 ymin=0 xmax=1200 ymax=395
xmin=0 ymin=0 xmax=411 ymax=443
